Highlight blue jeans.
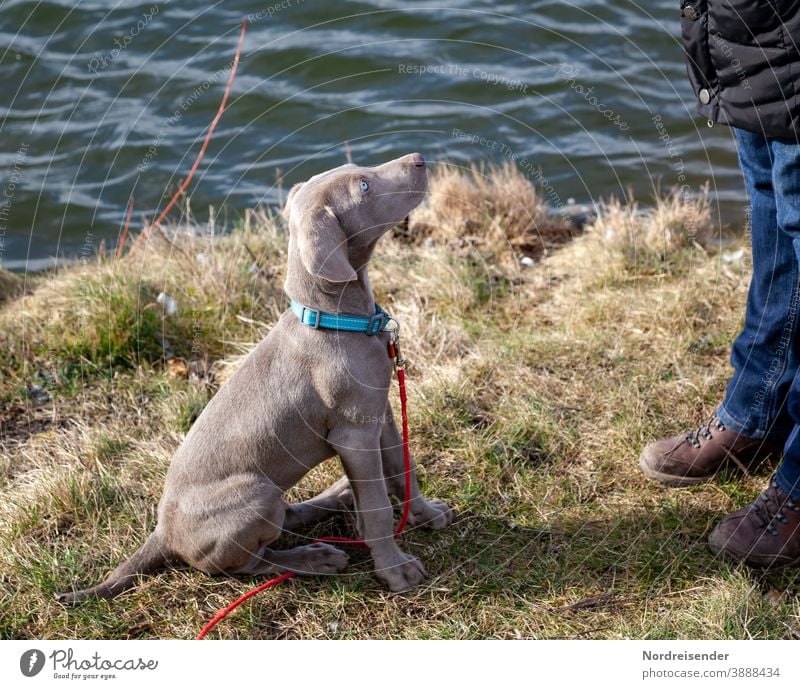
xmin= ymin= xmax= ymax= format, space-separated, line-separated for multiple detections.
xmin=717 ymin=128 xmax=800 ymax=498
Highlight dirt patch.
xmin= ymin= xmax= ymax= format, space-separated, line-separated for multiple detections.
xmin=0 ymin=403 xmax=73 ymax=451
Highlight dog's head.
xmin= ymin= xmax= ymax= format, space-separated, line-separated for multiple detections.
xmin=283 ymin=153 xmax=427 ymax=290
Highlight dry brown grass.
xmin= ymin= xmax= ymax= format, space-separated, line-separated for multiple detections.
xmin=407 ymin=162 xmax=578 ymax=265
xmin=2 ymin=168 xmax=798 ymax=640
xmin=580 ymin=186 xmax=714 ymax=278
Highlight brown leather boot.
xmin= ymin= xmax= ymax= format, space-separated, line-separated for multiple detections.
xmin=639 ymin=415 xmax=782 ymax=487
xmin=708 ymin=479 xmax=800 ymax=568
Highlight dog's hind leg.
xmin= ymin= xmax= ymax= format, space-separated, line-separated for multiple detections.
xmin=233 ymin=542 xmax=349 ymax=577
xmin=200 ymin=495 xmax=348 ymax=578
xmin=282 ymin=477 xmax=354 ymax=532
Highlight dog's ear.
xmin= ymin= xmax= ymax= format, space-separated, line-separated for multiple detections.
xmin=282 ymin=183 xmax=304 ymax=223
xmin=296 ymin=205 xmax=357 ymax=283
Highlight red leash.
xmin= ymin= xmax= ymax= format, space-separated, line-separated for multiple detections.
xmin=196 ymin=340 xmax=411 ymax=639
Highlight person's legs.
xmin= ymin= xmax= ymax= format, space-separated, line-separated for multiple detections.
xmin=716 ymin=128 xmax=800 ymax=443
xmin=776 ymin=425 xmax=800 ymax=497
xmin=639 ymin=128 xmax=795 ymax=486
xmin=769 ymin=135 xmax=800 ymax=500
xmin=710 ymin=134 xmax=800 ymax=567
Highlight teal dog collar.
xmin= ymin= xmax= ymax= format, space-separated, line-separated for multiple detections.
xmin=290 ymin=299 xmax=393 ymax=336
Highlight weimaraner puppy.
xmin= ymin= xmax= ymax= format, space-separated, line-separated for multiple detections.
xmin=57 ymin=152 xmax=453 ymax=603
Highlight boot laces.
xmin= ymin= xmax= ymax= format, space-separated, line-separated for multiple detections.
xmin=748 ymin=481 xmax=800 ymax=536
xmin=685 ymin=416 xmax=725 ymax=449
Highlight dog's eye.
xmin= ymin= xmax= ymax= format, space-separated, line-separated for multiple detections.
xmin=359 ymin=179 xmax=369 ymax=192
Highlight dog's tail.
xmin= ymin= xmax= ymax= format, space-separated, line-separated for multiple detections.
xmin=55 ymin=532 xmax=171 ymax=604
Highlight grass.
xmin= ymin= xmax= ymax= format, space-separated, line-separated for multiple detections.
xmin=1 ymin=162 xmax=798 ymax=639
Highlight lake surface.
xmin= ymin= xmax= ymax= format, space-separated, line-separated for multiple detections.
xmin=0 ymin=0 xmax=745 ymax=271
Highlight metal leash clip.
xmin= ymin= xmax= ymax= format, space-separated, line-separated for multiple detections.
xmin=384 ymin=317 xmax=406 ymax=369
xmin=391 ymin=338 xmax=406 ymax=370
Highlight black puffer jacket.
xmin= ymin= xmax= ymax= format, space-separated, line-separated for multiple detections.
xmin=680 ymin=0 xmax=800 ymax=139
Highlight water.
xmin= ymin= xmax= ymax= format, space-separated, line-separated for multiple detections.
xmin=0 ymin=0 xmax=745 ymax=271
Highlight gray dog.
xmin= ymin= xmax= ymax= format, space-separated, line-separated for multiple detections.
xmin=57 ymin=152 xmax=453 ymax=603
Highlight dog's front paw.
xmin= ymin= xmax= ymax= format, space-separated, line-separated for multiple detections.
xmin=374 ymin=550 xmax=428 ymax=592
xmin=407 ymin=497 xmax=454 ymax=530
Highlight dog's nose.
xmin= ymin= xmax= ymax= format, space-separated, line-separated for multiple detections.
xmin=411 ymin=152 xmax=425 ymax=167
